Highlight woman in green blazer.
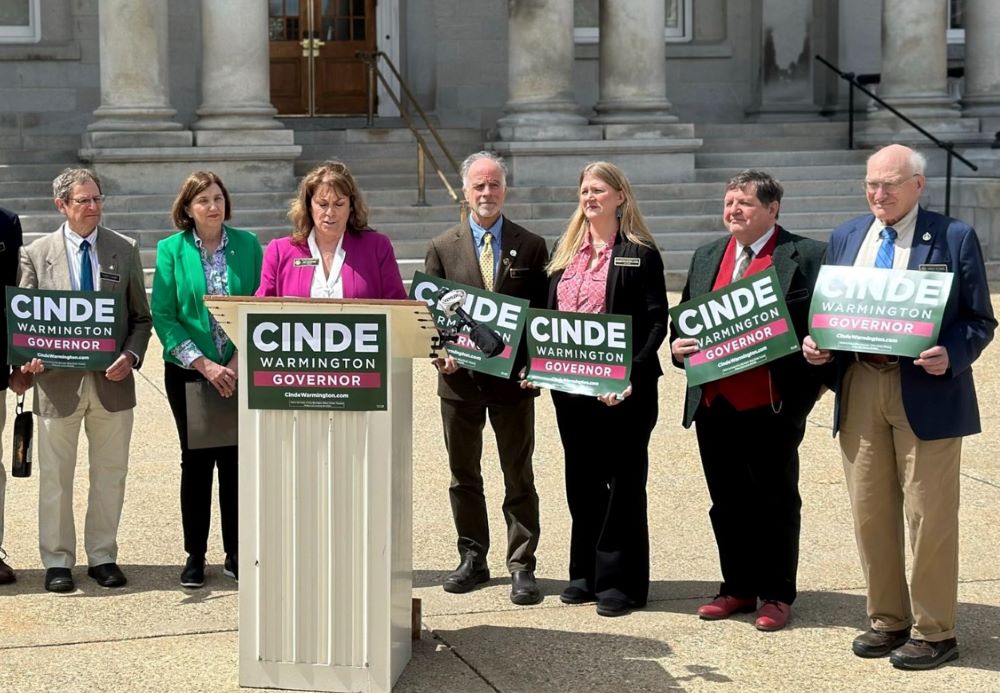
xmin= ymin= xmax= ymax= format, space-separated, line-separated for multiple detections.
xmin=151 ymin=171 xmax=263 ymax=589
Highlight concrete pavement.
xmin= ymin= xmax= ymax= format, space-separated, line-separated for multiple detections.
xmin=1 ymin=293 xmax=998 ymax=692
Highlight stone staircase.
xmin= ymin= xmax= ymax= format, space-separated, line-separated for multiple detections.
xmin=1 ymin=121 xmax=881 ymax=293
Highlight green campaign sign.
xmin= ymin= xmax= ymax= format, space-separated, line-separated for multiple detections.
xmin=808 ymin=266 xmax=952 ymax=357
xmin=669 ymin=267 xmax=801 ymax=387
xmin=409 ymin=271 xmax=529 ymax=378
xmin=246 ymin=313 xmax=388 ymax=411
xmin=6 ymin=287 xmax=125 ymax=370
xmin=525 ymin=308 xmax=632 ymax=396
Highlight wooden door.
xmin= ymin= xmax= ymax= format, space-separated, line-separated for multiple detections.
xmin=268 ymin=0 xmax=376 ymax=116
xmin=268 ymin=0 xmax=310 ymax=115
xmin=313 ymin=0 xmax=376 ymax=115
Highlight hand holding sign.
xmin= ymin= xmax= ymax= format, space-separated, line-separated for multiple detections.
xmin=801 ymin=335 xmax=832 ymax=366
xmin=105 ymin=352 xmax=134 ymax=382
xmin=914 ymin=344 xmax=950 ymax=375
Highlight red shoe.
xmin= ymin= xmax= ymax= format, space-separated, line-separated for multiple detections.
xmin=755 ymin=600 xmax=790 ymax=631
xmin=698 ymin=594 xmax=757 ymax=620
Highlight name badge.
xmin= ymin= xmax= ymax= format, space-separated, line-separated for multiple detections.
xmin=613 ymin=257 xmax=641 ymax=267
xmin=509 ymin=267 xmax=529 ymax=278
xmin=918 ymin=263 xmax=949 ymax=272
xmin=294 ymin=258 xmax=320 ymax=267
xmin=100 ymin=271 xmax=121 ymax=282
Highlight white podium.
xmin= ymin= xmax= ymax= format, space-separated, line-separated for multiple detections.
xmin=206 ymin=297 xmax=435 ymax=693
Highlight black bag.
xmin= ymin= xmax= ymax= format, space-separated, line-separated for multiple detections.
xmin=11 ymin=393 xmax=32 ymax=478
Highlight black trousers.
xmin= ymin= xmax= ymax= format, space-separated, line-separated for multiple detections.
xmin=164 ymin=362 xmax=238 ymax=558
xmin=440 ymin=396 xmax=540 ymax=572
xmin=552 ymin=382 xmax=658 ymax=606
xmin=694 ymin=397 xmax=804 ymax=604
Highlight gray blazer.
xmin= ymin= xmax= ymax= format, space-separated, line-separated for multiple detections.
xmin=18 ymin=225 xmax=152 ymax=417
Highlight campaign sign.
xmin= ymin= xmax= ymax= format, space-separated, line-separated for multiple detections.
xmin=246 ymin=314 xmax=388 ymax=411
xmin=409 ymin=271 xmax=529 ymax=378
xmin=6 ymin=287 xmax=124 ymax=370
xmin=808 ymin=266 xmax=952 ymax=357
xmin=525 ymin=309 xmax=632 ymax=396
xmin=669 ymin=267 xmax=801 ymax=387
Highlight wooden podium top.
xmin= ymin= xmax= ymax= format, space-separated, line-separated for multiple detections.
xmin=204 ymin=297 xmax=437 ymax=359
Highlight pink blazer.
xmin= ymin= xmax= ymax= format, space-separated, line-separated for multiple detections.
xmin=256 ymin=230 xmax=407 ymax=299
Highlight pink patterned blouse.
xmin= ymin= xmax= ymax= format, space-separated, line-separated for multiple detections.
xmin=556 ymin=233 xmax=616 ymax=314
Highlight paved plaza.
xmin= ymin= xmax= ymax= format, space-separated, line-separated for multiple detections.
xmin=1 ymin=294 xmax=998 ymax=692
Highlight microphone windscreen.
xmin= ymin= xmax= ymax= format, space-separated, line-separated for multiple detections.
xmin=469 ymin=324 xmax=505 ymax=358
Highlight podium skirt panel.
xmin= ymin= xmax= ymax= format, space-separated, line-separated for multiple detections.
xmin=164 ymin=362 xmax=238 ymax=558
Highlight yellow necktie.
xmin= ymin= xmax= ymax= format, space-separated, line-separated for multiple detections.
xmin=479 ymin=231 xmax=494 ymax=291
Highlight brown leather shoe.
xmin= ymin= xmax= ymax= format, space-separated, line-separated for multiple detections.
xmin=0 ymin=556 xmax=15 ymax=585
xmin=889 ymin=638 xmax=959 ymax=670
xmin=697 ymin=594 xmax=757 ymax=620
xmin=755 ymin=600 xmax=790 ymax=631
xmin=852 ymin=627 xmax=911 ymax=658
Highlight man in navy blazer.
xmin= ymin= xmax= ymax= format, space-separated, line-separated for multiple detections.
xmin=803 ymin=144 xmax=996 ymax=671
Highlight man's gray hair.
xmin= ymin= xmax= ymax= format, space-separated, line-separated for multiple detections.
xmin=53 ymin=168 xmax=102 ymax=202
xmin=460 ymin=151 xmax=508 ymax=190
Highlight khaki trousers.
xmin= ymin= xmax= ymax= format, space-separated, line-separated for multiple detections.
xmin=38 ymin=373 xmax=134 ymax=569
xmin=839 ymin=361 xmax=961 ymax=641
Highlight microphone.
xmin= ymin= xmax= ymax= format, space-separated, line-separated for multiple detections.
xmin=436 ymin=288 xmax=505 ymax=358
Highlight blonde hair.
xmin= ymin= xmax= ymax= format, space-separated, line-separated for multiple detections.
xmin=546 ymin=161 xmax=655 ymax=274
xmin=289 ymin=160 xmax=370 ymax=244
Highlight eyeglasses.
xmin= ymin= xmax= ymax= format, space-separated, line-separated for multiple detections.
xmin=864 ymin=175 xmax=918 ymax=193
xmin=70 ymin=195 xmax=106 ymax=206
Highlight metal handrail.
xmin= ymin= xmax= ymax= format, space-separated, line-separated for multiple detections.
xmin=815 ymin=54 xmax=977 ymax=216
xmin=356 ymin=50 xmax=461 ymax=207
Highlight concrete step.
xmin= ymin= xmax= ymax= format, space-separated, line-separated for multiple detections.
xmin=696 ymin=164 xmax=865 ymax=182
xmin=695 ymin=149 xmax=870 ymax=168
xmin=0 ymin=163 xmax=72 ymax=183
xmin=696 ymin=121 xmax=850 ymax=138
xmin=0 ymin=181 xmax=53 ymax=197
xmin=0 ymin=149 xmax=79 ymax=164
xmin=697 ymin=136 xmax=849 ymax=153
xmin=289 ymin=126 xmax=482 ymax=147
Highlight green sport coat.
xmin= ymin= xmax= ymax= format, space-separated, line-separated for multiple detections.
xmin=151 ymin=225 xmax=263 ymax=367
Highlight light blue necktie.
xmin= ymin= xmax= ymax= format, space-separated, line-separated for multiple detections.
xmin=79 ymin=239 xmax=94 ymax=290
xmin=875 ymin=227 xmax=896 ymax=269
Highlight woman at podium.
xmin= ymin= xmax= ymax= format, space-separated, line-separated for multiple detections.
xmin=151 ymin=171 xmax=264 ymax=589
xmin=544 ymin=162 xmax=669 ymax=618
xmin=256 ymin=160 xmax=407 ymax=300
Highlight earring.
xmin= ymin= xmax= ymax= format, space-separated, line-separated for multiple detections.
xmin=615 ymin=206 xmax=623 ymax=220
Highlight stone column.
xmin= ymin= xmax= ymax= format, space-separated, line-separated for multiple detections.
xmin=495 ymin=0 xmax=590 ymax=141
xmin=191 ymin=0 xmax=292 ymax=145
xmin=961 ymin=0 xmax=1000 ymax=116
xmin=84 ymin=0 xmax=190 ymax=147
xmin=591 ymin=0 xmax=676 ymax=126
xmin=872 ymin=0 xmax=958 ymax=118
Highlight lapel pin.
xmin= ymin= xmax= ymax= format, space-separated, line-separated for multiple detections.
xmin=509 ymin=249 xmax=517 ymax=257
xmin=922 ymin=232 xmax=931 ymax=241
xmin=502 ymin=257 xmax=511 ymax=267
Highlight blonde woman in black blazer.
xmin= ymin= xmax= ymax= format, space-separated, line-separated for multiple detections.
xmin=545 ymin=162 xmax=669 ymax=617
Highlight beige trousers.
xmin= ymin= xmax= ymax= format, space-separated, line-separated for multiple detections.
xmin=38 ymin=373 xmax=134 ymax=569
xmin=838 ymin=361 xmax=961 ymax=642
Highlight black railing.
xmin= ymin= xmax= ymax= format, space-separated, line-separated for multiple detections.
xmin=815 ymin=54 xmax=977 ymax=216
